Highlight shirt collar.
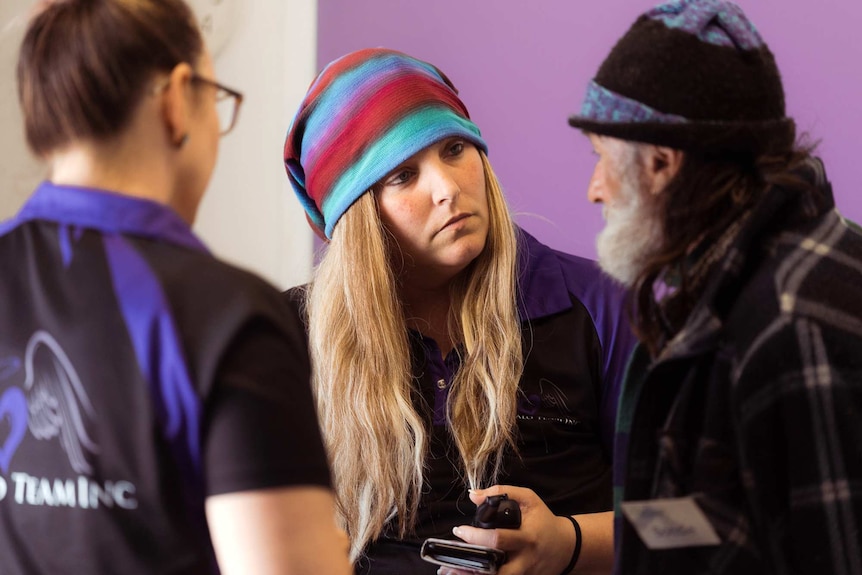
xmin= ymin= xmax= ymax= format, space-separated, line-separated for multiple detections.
xmin=516 ymin=228 xmax=574 ymax=321
xmin=5 ymin=181 xmax=209 ymax=253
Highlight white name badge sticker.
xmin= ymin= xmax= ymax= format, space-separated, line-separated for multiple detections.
xmin=620 ymin=496 xmax=721 ymax=550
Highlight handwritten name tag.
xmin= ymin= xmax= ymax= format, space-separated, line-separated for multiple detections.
xmin=620 ymin=496 xmax=720 ymax=549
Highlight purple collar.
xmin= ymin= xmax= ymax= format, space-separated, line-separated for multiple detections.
xmin=2 ymin=181 xmax=209 ymax=253
xmin=516 ymin=229 xmax=578 ymax=321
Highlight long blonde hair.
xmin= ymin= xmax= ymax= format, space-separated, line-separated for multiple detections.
xmin=306 ymin=153 xmax=523 ymax=560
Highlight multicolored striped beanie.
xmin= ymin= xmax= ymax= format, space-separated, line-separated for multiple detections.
xmin=568 ymin=0 xmax=795 ymax=155
xmin=284 ymin=48 xmax=487 ymax=239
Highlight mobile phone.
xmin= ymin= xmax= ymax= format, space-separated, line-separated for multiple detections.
xmin=419 ymin=538 xmax=507 ymax=574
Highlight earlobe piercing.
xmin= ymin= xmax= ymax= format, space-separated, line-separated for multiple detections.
xmin=177 ymin=133 xmax=189 ymax=148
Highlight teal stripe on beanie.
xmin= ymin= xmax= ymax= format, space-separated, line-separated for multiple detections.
xmin=320 ymin=107 xmax=486 ymax=238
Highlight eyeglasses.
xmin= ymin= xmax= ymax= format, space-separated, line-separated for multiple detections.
xmin=191 ymin=74 xmax=244 ymax=136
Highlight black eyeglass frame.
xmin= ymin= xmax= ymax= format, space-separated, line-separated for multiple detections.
xmin=191 ymin=74 xmax=244 ymax=136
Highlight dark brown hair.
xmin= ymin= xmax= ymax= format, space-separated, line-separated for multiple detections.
xmin=631 ymin=143 xmax=818 ymax=356
xmin=17 ymin=0 xmax=203 ymax=157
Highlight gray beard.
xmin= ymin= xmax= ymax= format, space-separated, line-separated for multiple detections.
xmin=596 ymin=176 xmax=664 ymax=287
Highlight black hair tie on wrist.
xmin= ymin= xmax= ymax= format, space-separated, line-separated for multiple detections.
xmin=559 ymin=515 xmax=582 ymax=575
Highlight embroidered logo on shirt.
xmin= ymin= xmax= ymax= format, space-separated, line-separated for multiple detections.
xmin=517 ymin=378 xmax=579 ymax=426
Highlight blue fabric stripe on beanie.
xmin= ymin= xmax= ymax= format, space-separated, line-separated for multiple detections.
xmin=645 ymin=0 xmax=763 ymax=49
xmin=579 ymin=81 xmax=689 ymax=125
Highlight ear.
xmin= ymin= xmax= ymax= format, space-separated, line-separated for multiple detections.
xmin=644 ymin=145 xmax=684 ymax=195
xmin=159 ymin=62 xmax=195 ymax=147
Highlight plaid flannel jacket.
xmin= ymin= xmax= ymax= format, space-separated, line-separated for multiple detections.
xmin=614 ymin=159 xmax=862 ymax=574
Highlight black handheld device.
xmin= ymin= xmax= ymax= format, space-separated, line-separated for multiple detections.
xmin=419 ymin=538 xmax=507 ymax=574
xmin=419 ymin=493 xmax=522 ymax=572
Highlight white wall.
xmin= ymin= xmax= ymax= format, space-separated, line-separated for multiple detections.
xmin=0 ymin=0 xmax=315 ymax=290
xmin=194 ymin=0 xmax=316 ymax=289
xmin=0 ymin=3 xmax=45 ymax=219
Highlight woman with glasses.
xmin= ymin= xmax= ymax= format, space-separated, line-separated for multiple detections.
xmin=0 ymin=1 xmax=350 ymax=574
xmin=284 ymin=48 xmax=636 ymax=574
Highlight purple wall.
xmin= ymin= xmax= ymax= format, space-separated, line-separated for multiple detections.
xmin=318 ymin=0 xmax=862 ymax=259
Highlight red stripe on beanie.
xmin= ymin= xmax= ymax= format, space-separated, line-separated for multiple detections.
xmin=306 ymin=74 xmax=466 ymax=205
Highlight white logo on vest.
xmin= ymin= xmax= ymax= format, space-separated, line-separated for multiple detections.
xmin=0 ymin=330 xmax=138 ymax=509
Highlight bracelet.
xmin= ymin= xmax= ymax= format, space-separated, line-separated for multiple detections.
xmin=559 ymin=515 xmax=582 ymax=575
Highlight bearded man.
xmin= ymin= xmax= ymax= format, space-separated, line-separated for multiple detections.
xmin=569 ymin=1 xmax=862 ymax=574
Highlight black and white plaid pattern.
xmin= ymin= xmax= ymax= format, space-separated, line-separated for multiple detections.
xmin=615 ymin=159 xmax=862 ymax=574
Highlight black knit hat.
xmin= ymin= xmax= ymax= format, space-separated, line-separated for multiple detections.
xmin=568 ymin=0 xmax=795 ymax=155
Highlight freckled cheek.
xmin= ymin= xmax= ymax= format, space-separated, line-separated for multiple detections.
xmin=470 ymin=163 xmax=485 ymax=189
xmin=381 ymin=201 xmax=427 ymax=234
xmin=462 ymin=169 xmax=487 ymax=209
xmin=400 ymin=201 xmax=426 ymax=221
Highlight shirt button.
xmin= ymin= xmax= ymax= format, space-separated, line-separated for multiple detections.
xmin=436 ymin=379 xmax=447 ymax=390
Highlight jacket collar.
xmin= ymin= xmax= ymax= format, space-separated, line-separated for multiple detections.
xmin=657 ymin=158 xmax=834 ymax=361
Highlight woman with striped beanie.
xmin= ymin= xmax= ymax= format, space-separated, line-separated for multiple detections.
xmin=283 ymin=48 xmax=636 ymax=574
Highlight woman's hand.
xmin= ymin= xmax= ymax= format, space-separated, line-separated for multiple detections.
xmin=438 ymin=484 xmax=578 ymax=575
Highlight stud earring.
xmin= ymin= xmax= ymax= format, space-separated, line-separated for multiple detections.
xmin=177 ymin=133 xmax=190 ymax=148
